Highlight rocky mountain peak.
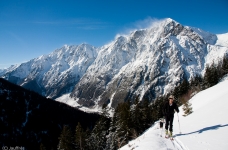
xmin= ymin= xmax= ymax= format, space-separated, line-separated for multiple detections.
xmin=1 ymin=18 xmax=228 ymax=110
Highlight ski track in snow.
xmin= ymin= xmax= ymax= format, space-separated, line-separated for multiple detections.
xmin=120 ymin=122 xmax=186 ymax=150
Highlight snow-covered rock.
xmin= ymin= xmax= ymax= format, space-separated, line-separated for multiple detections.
xmin=69 ymin=18 xmax=228 ymax=108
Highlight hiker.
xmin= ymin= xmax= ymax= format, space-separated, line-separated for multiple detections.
xmin=163 ymin=95 xmax=179 ymax=138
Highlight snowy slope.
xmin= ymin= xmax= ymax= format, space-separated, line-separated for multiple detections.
xmin=120 ymin=78 xmax=228 ymax=150
xmin=56 ymin=93 xmax=104 ymax=114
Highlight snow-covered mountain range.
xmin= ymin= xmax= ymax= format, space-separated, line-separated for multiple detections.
xmin=1 ymin=18 xmax=228 ymax=109
xmin=1 ymin=44 xmax=98 ymax=98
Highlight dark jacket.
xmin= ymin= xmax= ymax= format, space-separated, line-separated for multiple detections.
xmin=163 ymin=102 xmax=179 ymax=116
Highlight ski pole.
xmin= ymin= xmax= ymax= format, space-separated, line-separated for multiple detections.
xmin=177 ymin=113 xmax=181 ymax=134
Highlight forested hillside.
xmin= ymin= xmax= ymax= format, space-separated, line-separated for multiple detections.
xmin=0 ymin=78 xmax=100 ymax=149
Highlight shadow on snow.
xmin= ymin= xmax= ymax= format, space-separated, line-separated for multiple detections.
xmin=175 ymin=124 xmax=228 ymax=136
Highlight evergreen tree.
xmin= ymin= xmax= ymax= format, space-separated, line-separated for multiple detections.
xmin=222 ymin=55 xmax=228 ymax=75
xmin=190 ymin=74 xmax=203 ymax=91
xmin=204 ymin=62 xmax=220 ymax=88
xmin=171 ymin=79 xmax=191 ymax=106
xmin=203 ymin=65 xmax=211 ymax=89
xmin=140 ymin=98 xmax=153 ymax=131
xmin=172 ymin=85 xmax=180 ymax=103
xmin=179 ymin=79 xmax=190 ymax=95
xmin=105 ymin=107 xmax=119 ymax=150
xmin=83 ymin=128 xmax=91 ymax=150
xmin=75 ymin=122 xmax=85 ymax=150
xmin=151 ymin=97 xmax=162 ymax=124
xmin=130 ymin=96 xmax=142 ymax=135
xmin=114 ymin=101 xmax=132 ymax=149
xmin=211 ymin=62 xmax=219 ymax=85
xmin=87 ymin=105 xmax=110 ymax=150
xmin=58 ymin=125 xmax=74 ymax=150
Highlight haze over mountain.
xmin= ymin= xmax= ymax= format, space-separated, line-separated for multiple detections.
xmin=1 ymin=18 xmax=228 ymax=110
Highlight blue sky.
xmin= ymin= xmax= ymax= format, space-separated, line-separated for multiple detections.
xmin=0 ymin=0 xmax=228 ymax=69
